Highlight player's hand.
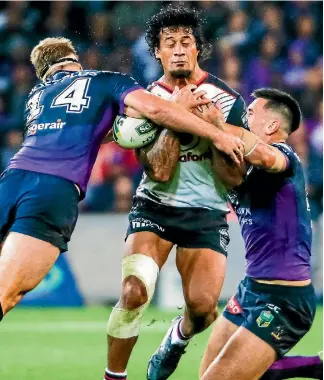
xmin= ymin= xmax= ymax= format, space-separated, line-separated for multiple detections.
xmin=102 ymin=129 xmax=114 ymax=144
xmin=192 ymin=101 xmax=225 ymax=129
xmin=124 ymin=105 xmax=142 ymax=118
xmin=212 ymin=130 xmax=245 ymax=165
xmin=171 ymin=84 xmax=211 ymax=111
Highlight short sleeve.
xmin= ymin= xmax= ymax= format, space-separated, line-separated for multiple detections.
xmin=111 ymin=73 xmax=143 ymax=114
xmin=271 ymin=142 xmax=296 ymax=172
xmin=226 ymin=95 xmax=249 ymax=130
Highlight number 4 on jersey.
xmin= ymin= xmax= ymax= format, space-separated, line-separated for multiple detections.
xmin=52 ymin=78 xmax=91 ymax=113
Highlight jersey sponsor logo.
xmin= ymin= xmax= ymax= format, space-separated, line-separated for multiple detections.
xmin=236 ymin=207 xmax=253 ymax=226
xmin=256 ymin=310 xmax=274 ymax=328
xmin=27 ymin=119 xmax=66 ymax=135
xmin=131 ymin=217 xmax=165 ymax=232
xmin=178 ymin=149 xmax=212 ymax=163
xmin=226 ymin=296 xmax=242 ymax=314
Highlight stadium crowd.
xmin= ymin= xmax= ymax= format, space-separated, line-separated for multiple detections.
xmin=0 ymin=1 xmax=322 ymax=217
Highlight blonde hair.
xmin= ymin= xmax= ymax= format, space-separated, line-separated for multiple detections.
xmin=30 ymin=37 xmax=79 ymax=81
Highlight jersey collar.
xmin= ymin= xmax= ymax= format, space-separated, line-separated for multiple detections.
xmin=46 ymin=70 xmax=76 ymax=81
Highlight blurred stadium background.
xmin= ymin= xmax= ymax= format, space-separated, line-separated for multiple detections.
xmin=0 ymin=1 xmax=322 ymax=379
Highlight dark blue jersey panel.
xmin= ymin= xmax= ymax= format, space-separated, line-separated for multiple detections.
xmin=229 ymin=143 xmax=312 ymax=281
xmin=9 ymin=70 xmax=142 ymax=195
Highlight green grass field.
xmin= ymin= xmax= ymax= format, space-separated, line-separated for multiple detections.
xmin=1 ymin=306 xmax=322 ymax=380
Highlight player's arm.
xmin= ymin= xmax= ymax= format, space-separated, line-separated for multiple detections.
xmin=124 ymin=89 xmax=245 ymax=165
xmin=135 ymin=129 xmax=180 ymax=182
xmin=224 ymin=125 xmax=289 ymax=173
xmin=199 ymin=99 xmax=288 ymax=173
xmin=134 ymin=84 xmax=209 ymax=182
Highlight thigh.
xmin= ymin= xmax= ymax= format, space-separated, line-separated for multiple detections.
xmin=176 ymin=247 xmax=226 ymax=307
xmin=200 ymin=315 xmax=239 ymax=377
xmin=201 ymin=326 xmax=276 ymax=380
xmin=0 ymin=169 xmax=20 ymax=242
xmin=13 ymin=172 xmax=79 ymax=253
xmin=0 ymin=232 xmax=60 ymax=314
xmin=125 ymin=232 xmax=173 ymax=269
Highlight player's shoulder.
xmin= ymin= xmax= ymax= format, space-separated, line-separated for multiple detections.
xmin=271 ymin=142 xmax=295 ymax=157
xmin=271 ymin=142 xmax=303 ymax=172
xmin=202 ymin=72 xmax=241 ymax=100
xmin=78 ymin=70 xmax=127 ymax=81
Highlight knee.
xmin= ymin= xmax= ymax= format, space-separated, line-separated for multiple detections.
xmin=0 ymin=291 xmax=23 ymax=315
xmin=120 ymin=275 xmax=149 ymax=310
xmin=186 ymin=292 xmax=218 ymax=317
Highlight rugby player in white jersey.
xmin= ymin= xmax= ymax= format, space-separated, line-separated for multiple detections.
xmin=104 ymin=5 xmax=249 ymax=380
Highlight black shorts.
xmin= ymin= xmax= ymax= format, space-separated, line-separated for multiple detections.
xmin=0 ymin=168 xmax=79 ymax=252
xmin=223 ymin=277 xmax=317 ymax=357
xmin=126 ymin=196 xmax=230 ymax=255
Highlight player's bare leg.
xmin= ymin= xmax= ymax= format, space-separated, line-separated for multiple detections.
xmin=178 ymin=248 xmax=226 ymax=336
xmin=0 ymin=232 xmax=59 ymax=317
xmin=106 ymin=232 xmax=173 ymax=379
xmin=200 ymin=326 xmax=276 ymax=380
xmin=200 ymin=315 xmax=239 ymax=377
xmin=147 ymin=248 xmax=226 ymax=380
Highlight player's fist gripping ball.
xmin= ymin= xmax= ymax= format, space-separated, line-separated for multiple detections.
xmin=113 ymin=115 xmax=159 ymax=149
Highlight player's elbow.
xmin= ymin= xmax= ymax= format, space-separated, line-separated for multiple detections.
xmin=259 ymin=150 xmax=276 ymax=170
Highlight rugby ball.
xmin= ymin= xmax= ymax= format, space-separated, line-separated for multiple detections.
xmin=113 ymin=115 xmax=159 ymax=149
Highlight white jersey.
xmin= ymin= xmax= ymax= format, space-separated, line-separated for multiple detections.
xmin=136 ymin=72 xmax=248 ymax=210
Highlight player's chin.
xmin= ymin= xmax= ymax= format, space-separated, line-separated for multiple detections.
xmin=169 ymin=68 xmax=192 ymax=79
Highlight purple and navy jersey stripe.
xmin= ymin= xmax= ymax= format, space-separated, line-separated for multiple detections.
xmin=9 ymin=70 xmax=142 ymax=197
xmin=229 ymin=143 xmax=312 ymax=281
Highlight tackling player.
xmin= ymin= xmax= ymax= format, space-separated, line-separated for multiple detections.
xmin=105 ymin=5 xmax=248 ymax=380
xmin=0 ymin=37 xmax=244 ymax=324
xmin=199 ymin=88 xmax=320 ymax=380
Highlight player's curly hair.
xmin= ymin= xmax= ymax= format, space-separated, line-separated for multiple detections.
xmin=145 ymin=4 xmax=212 ymax=62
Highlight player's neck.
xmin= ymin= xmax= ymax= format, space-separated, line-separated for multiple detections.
xmin=49 ymin=64 xmax=82 ymax=78
xmin=160 ymin=66 xmax=207 ymax=89
xmin=267 ymin=135 xmax=287 ymax=145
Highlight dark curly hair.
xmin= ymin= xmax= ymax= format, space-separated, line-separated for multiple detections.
xmin=145 ymin=4 xmax=212 ymax=62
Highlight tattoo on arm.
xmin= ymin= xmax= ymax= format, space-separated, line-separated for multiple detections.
xmin=136 ymin=129 xmax=180 ymax=182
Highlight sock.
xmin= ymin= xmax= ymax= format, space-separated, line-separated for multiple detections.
xmin=104 ymin=368 xmax=127 ymax=380
xmin=170 ymin=317 xmax=192 ymax=346
xmin=0 ymin=303 xmax=3 ymax=321
xmin=261 ymin=355 xmax=323 ymax=380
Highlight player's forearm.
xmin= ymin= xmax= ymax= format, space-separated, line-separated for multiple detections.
xmin=211 ymin=147 xmax=246 ymax=189
xmin=222 ymin=124 xmax=287 ymax=172
xmin=125 ymin=90 xmax=221 ymax=142
xmin=136 ymin=129 xmax=180 ymax=183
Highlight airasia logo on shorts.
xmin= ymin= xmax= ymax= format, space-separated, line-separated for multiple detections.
xmin=226 ymin=296 xmax=242 ymax=315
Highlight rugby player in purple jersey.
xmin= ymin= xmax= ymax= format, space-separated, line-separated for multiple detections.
xmin=198 ymin=88 xmax=322 ymax=380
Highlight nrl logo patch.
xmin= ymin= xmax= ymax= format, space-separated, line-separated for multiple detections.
xmin=256 ymin=310 xmax=274 ymax=328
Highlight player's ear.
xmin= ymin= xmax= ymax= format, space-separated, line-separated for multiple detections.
xmin=155 ymin=47 xmax=161 ymax=60
xmin=265 ymin=120 xmax=280 ymax=136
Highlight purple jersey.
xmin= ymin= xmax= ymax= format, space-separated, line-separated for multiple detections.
xmin=229 ymin=143 xmax=312 ymax=281
xmin=9 ymin=70 xmax=142 ymax=197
